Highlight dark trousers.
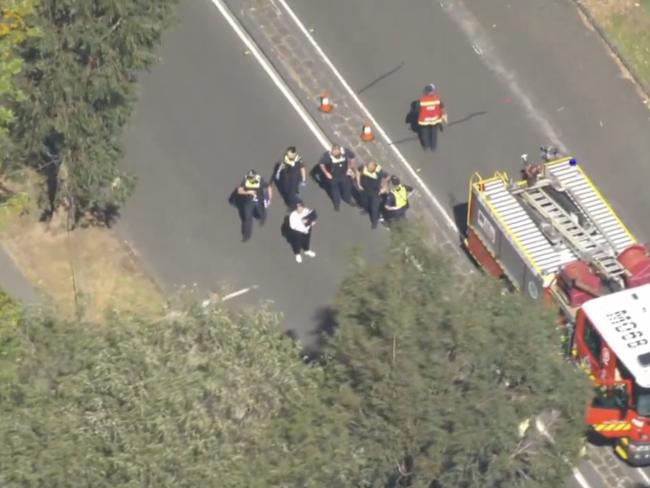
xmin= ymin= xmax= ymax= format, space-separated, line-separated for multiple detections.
xmin=239 ymin=199 xmax=266 ymax=241
xmin=362 ymin=191 xmax=382 ymax=228
xmin=383 ymin=207 xmax=407 ymax=223
xmin=328 ymin=176 xmax=352 ymax=210
xmin=278 ymin=175 xmax=300 ymax=207
xmin=418 ymin=124 xmax=441 ymax=150
xmin=289 ymin=229 xmax=311 ymax=255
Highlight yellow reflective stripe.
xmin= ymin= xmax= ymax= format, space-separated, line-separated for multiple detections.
xmin=420 ymin=100 xmax=440 ymax=106
xmin=615 ymin=444 xmax=629 ymax=460
xmin=594 ymin=423 xmax=632 ymax=432
xmin=420 ymin=117 xmax=442 ymax=125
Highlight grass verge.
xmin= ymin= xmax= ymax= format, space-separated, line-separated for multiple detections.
xmin=0 ymin=173 xmax=166 ymax=322
xmin=581 ymin=0 xmax=650 ymax=90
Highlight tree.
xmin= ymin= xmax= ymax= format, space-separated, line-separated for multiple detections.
xmin=0 ymin=303 xmax=363 ymax=487
xmin=0 ymin=1 xmax=37 ymax=178
xmin=324 ymin=223 xmax=592 ymax=488
xmin=9 ymin=0 xmax=178 ymax=227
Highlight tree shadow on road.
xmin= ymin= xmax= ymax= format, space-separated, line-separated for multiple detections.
xmin=302 ymin=305 xmax=338 ymax=363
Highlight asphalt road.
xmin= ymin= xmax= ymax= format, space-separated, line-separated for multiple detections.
xmin=117 ymin=0 xmax=650 ymax=486
xmin=277 ymin=0 xmax=650 ymax=486
xmin=118 ymin=0 xmax=386 ymax=351
xmin=285 ymin=0 xmax=650 ymax=240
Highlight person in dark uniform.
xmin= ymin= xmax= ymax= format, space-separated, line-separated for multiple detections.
xmin=382 ymin=176 xmax=413 ymax=223
xmin=235 ymin=170 xmax=272 ymax=242
xmin=415 ymin=84 xmax=447 ymax=151
xmin=355 ymin=161 xmax=389 ymax=229
xmin=318 ymin=144 xmax=357 ymax=211
xmin=274 ymin=146 xmax=307 ymax=207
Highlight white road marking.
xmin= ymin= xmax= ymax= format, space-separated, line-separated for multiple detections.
xmin=209 ymin=0 xmax=331 ymax=150
xmin=535 ymin=417 xmax=593 ymax=488
xmin=201 ymin=285 xmax=259 ymax=307
xmin=637 ymin=468 xmax=650 ymax=485
xmin=441 ymin=0 xmax=568 ymax=154
xmin=221 ymin=286 xmax=258 ymax=302
xmin=274 ymin=0 xmax=459 ymax=233
xmin=571 ymin=468 xmax=593 ymax=488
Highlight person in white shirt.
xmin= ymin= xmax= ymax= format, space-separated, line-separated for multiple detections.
xmin=288 ymin=199 xmax=317 ymax=263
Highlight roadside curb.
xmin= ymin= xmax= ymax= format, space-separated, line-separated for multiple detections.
xmin=572 ymin=0 xmax=650 ymax=100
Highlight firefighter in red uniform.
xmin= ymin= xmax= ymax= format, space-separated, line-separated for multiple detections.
xmin=416 ymin=84 xmax=447 ymax=151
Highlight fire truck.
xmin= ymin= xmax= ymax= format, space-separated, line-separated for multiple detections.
xmin=464 ymin=149 xmax=650 ymax=466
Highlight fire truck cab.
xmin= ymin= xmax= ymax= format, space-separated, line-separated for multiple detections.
xmin=577 ymin=286 xmax=650 ymax=465
xmin=464 ymin=152 xmax=650 ymax=465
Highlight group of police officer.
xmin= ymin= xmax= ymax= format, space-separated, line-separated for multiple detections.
xmin=232 ymin=143 xmax=414 ymax=242
xmin=231 ymin=83 xmax=450 ymax=243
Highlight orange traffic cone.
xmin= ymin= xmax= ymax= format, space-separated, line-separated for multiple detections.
xmin=319 ymin=91 xmax=333 ymax=113
xmin=361 ymin=122 xmax=375 ymax=142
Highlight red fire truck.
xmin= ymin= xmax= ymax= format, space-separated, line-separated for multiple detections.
xmin=464 ymin=152 xmax=650 ymax=465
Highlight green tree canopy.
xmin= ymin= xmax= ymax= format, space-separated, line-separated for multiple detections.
xmin=0 ymin=1 xmax=37 ymax=168
xmin=9 ymin=0 xmax=177 ymax=225
xmin=323 ymin=224 xmax=592 ymax=488
xmin=0 ymin=304 xmax=361 ymax=487
xmin=0 ymin=225 xmax=593 ymax=488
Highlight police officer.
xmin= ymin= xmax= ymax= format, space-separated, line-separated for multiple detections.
xmin=235 ymin=170 xmax=272 ymax=242
xmin=355 ymin=161 xmax=389 ymax=229
xmin=318 ymin=144 xmax=357 ymax=211
xmin=274 ymin=146 xmax=307 ymax=207
xmin=416 ymin=84 xmax=447 ymax=151
xmin=383 ymin=176 xmax=413 ymax=223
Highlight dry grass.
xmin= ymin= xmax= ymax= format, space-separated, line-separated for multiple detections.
xmin=581 ymin=0 xmax=650 ymax=88
xmin=0 ymin=176 xmax=165 ymax=322
xmin=582 ymin=0 xmax=637 ymax=18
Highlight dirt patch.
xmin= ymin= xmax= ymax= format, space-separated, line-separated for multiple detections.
xmin=0 ymin=181 xmax=165 ymax=322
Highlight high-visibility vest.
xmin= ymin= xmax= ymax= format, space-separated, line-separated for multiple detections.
xmin=418 ymin=94 xmax=443 ymax=126
xmin=283 ymin=153 xmax=301 ymax=167
xmin=244 ymin=176 xmax=261 ymax=190
xmin=362 ymin=164 xmax=382 ymax=179
xmin=390 ymin=185 xmax=408 ymax=209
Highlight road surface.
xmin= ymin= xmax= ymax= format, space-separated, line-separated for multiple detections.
xmin=118 ymin=0 xmax=387 ymax=352
xmin=282 ymin=0 xmax=650 ymax=240
xmin=241 ymin=0 xmax=650 ymax=485
xmin=119 ymin=0 xmax=650 ymax=486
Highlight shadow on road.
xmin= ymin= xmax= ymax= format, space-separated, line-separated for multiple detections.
xmin=448 ymin=192 xmax=468 ymax=242
xmin=302 ymin=305 xmax=338 ymax=362
xmin=446 ymin=111 xmax=488 ymax=128
xmin=452 ymin=203 xmax=468 ymax=242
xmin=586 ymin=430 xmax=614 ymax=447
xmin=357 ymin=61 xmax=404 ymax=94
xmin=394 ymin=104 xmax=488 ymax=147
xmin=389 ymin=135 xmax=419 ymax=146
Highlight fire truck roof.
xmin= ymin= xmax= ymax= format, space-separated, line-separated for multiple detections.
xmin=583 ymin=283 xmax=650 ymax=388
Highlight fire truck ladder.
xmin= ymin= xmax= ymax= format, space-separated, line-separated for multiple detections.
xmin=513 ymin=181 xmax=627 ymax=285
